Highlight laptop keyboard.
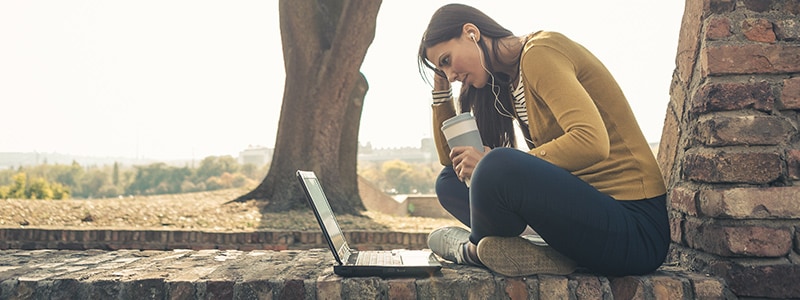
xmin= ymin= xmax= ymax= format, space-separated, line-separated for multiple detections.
xmin=355 ymin=251 xmax=403 ymax=266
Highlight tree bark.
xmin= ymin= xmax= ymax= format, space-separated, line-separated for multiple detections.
xmin=234 ymin=0 xmax=381 ymax=215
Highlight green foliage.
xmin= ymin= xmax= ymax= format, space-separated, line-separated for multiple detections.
xmin=1 ymin=153 xmax=439 ymax=200
xmin=239 ymin=163 xmax=268 ymax=181
xmin=126 ymin=163 xmax=192 ymax=195
xmin=196 ymin=156 xmax=239 ymax=180
xmin=0 ymin=155 xmax=270 ymax=199
xmin=10 ymin=173 xmax=27 ymax=198
xmin=112 ymin=162 xmax=120 ymax=185
xmin=0 ymin=172 xmax=70 ymax=200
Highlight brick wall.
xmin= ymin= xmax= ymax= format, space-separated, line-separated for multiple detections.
xmin=659 ymin=0 xmax=800 ymax=298
xmin=0 ymin=228 xmax=429 ymax=252
xmin=0 ymin=249 xmax=735 ymax=299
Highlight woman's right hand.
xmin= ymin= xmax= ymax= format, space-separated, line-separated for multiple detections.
xmin=434 ymin=73 xmax=450 ymax=91
xmin=450 ymin=146 xmax=490 ymax=182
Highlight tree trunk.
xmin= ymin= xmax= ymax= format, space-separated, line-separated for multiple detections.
xmin=234 ymin=0 xmax=381 ymax=215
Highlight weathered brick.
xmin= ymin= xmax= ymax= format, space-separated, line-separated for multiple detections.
xmin=669 ymin=211 xmax=684 ymax=244
xmin=710 ymin=259 xmax=800 ymax=298
xmin=514 ymin=276 xmax=539 ymax=298
xmin=417 ymin=272 xmax=466 ymax=299
xmin=670 ymin=186 xmax=698 ymax=216
xmin=657 ymin=104 xmax=681 ymax=180
xmin=743 ymin=18 xmax=777 ymax=43
xmin=651 ymin=275 xmax=686 ymax=300
xmin=609 ymin=276 xmax=647 ymax=300
xmin=691 ymin=81 xmax=773 ymax=113
xmin=796 ymin=226 xmax=800 ymax=254
xmin=685 ymin=219 xmax=792 ymax=257
xmin=702 ymin=44 xmax=800 ymax=75
xmin=775 ymin=19 xmax=800 ymax=40
xmin=538 ymin=275 xmax=569 ymax=299
xmin=743 ymin=0 xmax=773 ymax=12
xmin=782 ymin=77 xmax=800 ymax=109
xmin=710 ymin=0 xmax=736 ymax=13
xmin=725 ymin=226 xmax=792 ymax=257
xmin=278 ymin=279 xmax=305 ymax=299
xmin=166 ymin=281 xmax=194 ymax=300
xmin=341 ymin=277 xmax=386 ymax=299
xmin=676 ymin=0 xmax=706 ymax=83
xmin=696 ymin=115 xmax=793 ymax=146
xmin=684 ymin=272 xmax=728 ymax=300
xmin=121 ymin=279 xmax=166 ymax=299
xmin=786 ymin=0 xmax=800 ymax=14
xmin=569 ymin=274 xmax=606 ymax=300
xmin=682 ymin=150 xmax=782 ymax=184
xmin=233 ymin=280 xmax=273 ymax=300
xmin=61 ymin=281 xmax=88 ymax=299
xmin=387 ymin=278 xmax=416 ymax=299
xmin=316 ymin=274 xmax=341 ymax=299
xmin=698 ymin=186 xmax=800 ymax=218
xmin=503 ymin=277 xmax=531 ymax=300
xmin=707 ymin=17 xmax=732 ymax=40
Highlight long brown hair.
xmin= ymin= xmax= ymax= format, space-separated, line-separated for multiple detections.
xmin=418 ymin=3 xmax=517 ymax=148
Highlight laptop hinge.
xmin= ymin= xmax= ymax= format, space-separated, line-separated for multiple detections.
xmin=340 ymin=244 xmax=354 ymax=263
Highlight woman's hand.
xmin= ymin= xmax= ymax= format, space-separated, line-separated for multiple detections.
xmin=434 ymin=72 xmax=450 ymax=91
xmin=450 ymin=146 xmax=490 ymax=182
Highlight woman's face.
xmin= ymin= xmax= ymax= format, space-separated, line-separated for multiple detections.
xmin=425 ymin=33 xmax=488 ymax=88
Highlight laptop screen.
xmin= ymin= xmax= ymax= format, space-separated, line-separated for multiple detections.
xmin=297 ymin=171 xmax=349 ymax=261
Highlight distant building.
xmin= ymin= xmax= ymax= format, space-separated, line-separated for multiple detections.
xmin=357 ymin=138 xmax=437 ymax=163
xmin=238 ymin=145 xmax=273 ymax=166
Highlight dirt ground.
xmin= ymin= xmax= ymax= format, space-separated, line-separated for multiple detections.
xmin=0 ymin=187 xmax=462 ymax=233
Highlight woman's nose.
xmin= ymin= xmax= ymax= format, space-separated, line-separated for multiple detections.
xmin=445 ymin=70 xmax=458 ymax=83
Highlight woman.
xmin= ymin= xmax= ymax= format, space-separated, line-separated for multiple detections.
xmin=419 ymin=3 xmax=669 ymax=277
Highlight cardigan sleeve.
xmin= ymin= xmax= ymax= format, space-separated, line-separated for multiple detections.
xmin=431 ymin=90 xmax=457 ymax=166
xmin=521 ymin=46 xmax=610 ymax=171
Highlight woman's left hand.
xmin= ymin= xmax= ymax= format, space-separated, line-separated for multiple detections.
xmin=450 ymin=146 xmax=491 ymax=182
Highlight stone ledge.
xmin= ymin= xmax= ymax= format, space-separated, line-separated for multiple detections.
xmin=0 ymin=249 xmax=736 ymax=299
xmin=0 ymin=228 xmax=428 ymax=252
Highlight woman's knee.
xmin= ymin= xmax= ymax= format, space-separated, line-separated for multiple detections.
xmin=474 ymin=148 xmax=538 ymax=181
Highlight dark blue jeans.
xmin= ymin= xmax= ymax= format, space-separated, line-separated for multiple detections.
xmin=435 ymin=147 xmax=669 ymax=276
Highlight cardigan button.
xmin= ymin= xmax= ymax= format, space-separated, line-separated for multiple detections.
xmin=539 ymin=150 xmax=547 ymax=156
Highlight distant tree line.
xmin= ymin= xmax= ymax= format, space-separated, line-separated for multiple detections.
xmin=0 ymin=156 xmax=442 ymax=200
xmin=0 ymin=156 xmax=269 ymax=200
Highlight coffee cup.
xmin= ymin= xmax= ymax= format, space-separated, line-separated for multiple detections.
xmin=441 ymin=113 xmax=484 ymax=186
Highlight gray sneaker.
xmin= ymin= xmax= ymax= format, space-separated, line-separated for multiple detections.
xmin=477 ymin=236 xmax=577 ymax=277
xmin=427 ymin=226 xmax=470 ymax=264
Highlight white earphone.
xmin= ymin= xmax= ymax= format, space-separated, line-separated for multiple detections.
xmin=470 ymin=31 xmax=515 ymax=119
xmin=469 ymin=30 xmax=533 ymax=146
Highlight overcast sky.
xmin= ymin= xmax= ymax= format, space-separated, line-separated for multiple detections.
xmin=0 ymin=1 xmax=684 ymax=161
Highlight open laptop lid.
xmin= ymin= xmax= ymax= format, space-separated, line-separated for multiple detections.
xmin=296 ymin=170 xmax=352 ymax=265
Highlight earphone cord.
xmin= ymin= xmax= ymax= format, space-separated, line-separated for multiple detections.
xmin=473 ymin=38 xmax=515 ymax=119
xmin=473 ymin=36 xmax=536 ymax=147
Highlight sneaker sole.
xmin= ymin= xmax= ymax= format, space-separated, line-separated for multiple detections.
xmin=477 ymin=236 xmax=577 ymax=277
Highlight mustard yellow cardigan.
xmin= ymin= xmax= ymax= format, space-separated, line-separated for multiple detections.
xmin=432 ymin=31 xmax=665 ymax=201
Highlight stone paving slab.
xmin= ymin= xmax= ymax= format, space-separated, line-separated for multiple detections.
xmin=0 ymin=249 xmax=736 ymax=299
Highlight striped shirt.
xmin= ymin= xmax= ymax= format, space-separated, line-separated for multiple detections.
xmin=511 ymin=71 xmax=528 ymax=125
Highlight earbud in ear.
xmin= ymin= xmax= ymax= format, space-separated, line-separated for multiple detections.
xmin=469 ymin=32 xmax=476 ymax=41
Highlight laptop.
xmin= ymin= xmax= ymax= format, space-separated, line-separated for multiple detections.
xmin=296 ymin=170 xmax=442 ymax=277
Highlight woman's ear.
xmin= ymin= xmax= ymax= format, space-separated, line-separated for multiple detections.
xmin=462 ymin=23 xmax=479 ymax=42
